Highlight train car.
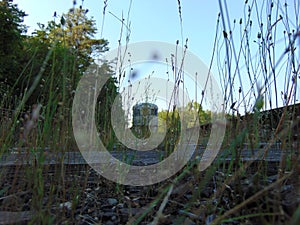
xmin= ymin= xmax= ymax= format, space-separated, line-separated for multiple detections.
xmin=132 ymin=103 xmax=158 ymax=127
xmin=131 ymin=103 xmax=158 ymax=138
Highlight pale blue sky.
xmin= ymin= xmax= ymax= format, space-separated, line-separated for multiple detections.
xmin=14 ymin=0 xmax=300 ymax=111
xmin=15 ymin=0 xmax=226 ymax=65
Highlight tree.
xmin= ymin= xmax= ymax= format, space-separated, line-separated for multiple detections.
xmin=157 ymin=102 xmax=213 ymax=151
xmin=0 ymin=0 xmax=27 ymax=92
xmin=95 ymin=63 xmax=121 ymax=146
xmin=14 ymin=6 xmax=110 ymax=106
xmin=0 ymin=4 xmax=119 ymax=149
xmin=48 ymin=8 xmax=108 ymax=78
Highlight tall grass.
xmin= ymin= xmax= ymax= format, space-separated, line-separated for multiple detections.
xmin=0 ymin=0 xmax=299 ymax=224
xmin=207 ymin=0 xmax=299 ymax=224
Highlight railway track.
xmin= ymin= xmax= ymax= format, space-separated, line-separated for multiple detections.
xmin=0 ymin=144 xmax=294 ymax=168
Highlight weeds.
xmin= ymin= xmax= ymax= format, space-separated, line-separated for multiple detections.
xmin=0 ymin=0 xmax=299 ymax=224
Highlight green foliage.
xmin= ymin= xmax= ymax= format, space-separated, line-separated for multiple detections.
xmin=183 ymin=101 xmax=212 ymax=127
xmin=48 ymin=8 xmax=109 ymax=71
xmin=158 ymin=102 xmax=212 ymax=131
xmin=0 ymin=0 xmax=27 ymax=90
xmin=157 ymin=102 xmax=212 ymax=152
xmin=19 ymin=7 xmax=109 ymax=105
xmin=0 ymin=3 xmax=118 ymax=150
xmin=0 ymin=1 xmax=299 ymax=224
xmin=94 ymin=63 xmax=121 ymax=145
xmin=0 ymin=4 xmax=110 ymax=109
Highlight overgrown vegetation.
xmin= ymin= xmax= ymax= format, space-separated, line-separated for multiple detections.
xmin=0 ymin=0 xmax=299 ymax=224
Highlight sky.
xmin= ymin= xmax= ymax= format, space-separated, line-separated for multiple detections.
xmin=15 ymin=0 xmax=225 ymax=65
xmin=14 ymin=0 xmax=300 ymax=112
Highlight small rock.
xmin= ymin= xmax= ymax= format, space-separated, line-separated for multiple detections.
xmin=281 ymin=184 xmax=293 ymax=192
xmin=59 ymin=201 xmax=72 ymax=210
xmin=102 ymin=211 xmax=118 ymax=220
xmin=185 ymin=194 xmax=193 ymax=199
xmin=206 ymin=214 xmax=216 ymax=225
xmin=107 ymin=198 xmax=118 ymax=206
xmin=117 ymin=203 xmax=124 ymax=208
xmin=95 ymin=186 xmax=100 ymax=191
xmin=111 ymin=215 xmax=117 ymax=221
